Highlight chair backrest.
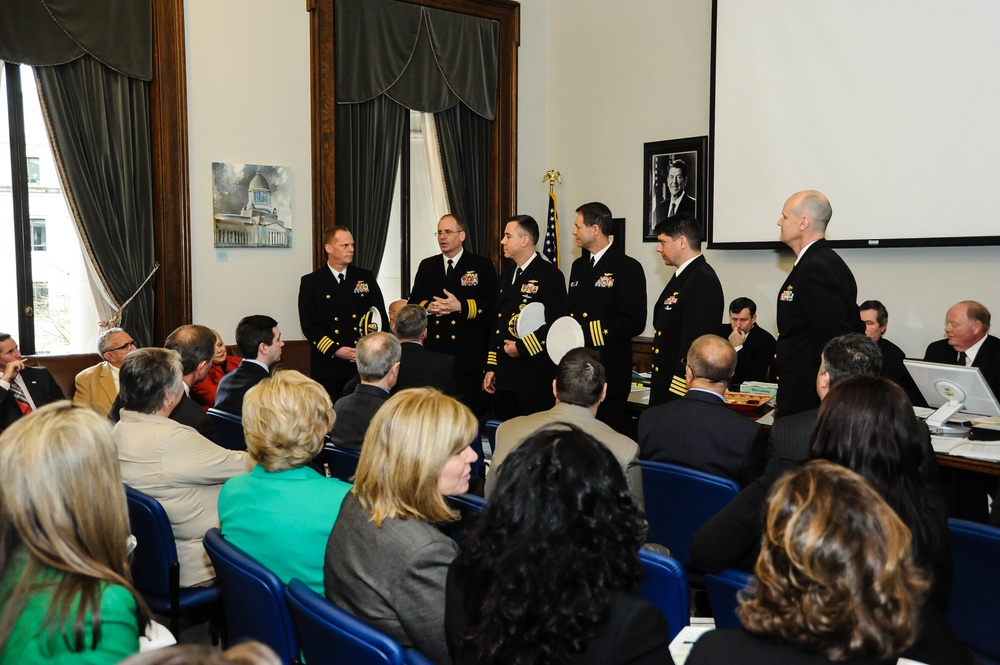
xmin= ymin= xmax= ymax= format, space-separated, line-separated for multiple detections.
xmin=639 ymin=461 xmax=741 ymax=566
xmin=946 ymin=518 xmax=1000 ymax=661
xmin=319 ymin=445 xmax=361 ymax=483
xmin=442 ymin=493 xmax=487 ymax=545
xmin=207 ymin=408 xmax=247 ymax=450
xmin=704 ymin=569 xmax=753 ymax=630
xmin=285 ymin=578 xmax=408 ymax=665
xmin=467 ymin=433 xmax=484 ymax=480
xmin=203 ymin=528 xmax=299 ymax=664
xmin=484 ymin=419 xmax=502 ymax=457
xmin=637 ymin=548 xmax=690 ymax=641
xmin=125 ymin=485 xmax=179 ymax=596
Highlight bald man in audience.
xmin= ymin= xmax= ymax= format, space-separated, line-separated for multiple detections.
xmin=773 ymin=190 xmax=861 ymax=418
xmin=73 ymin=327 xmax=137 ymax=417
xmin=923 ymin=300 xmax=1000 ymax=399
xmin=639 ymin=334 xmax=765 ymax=487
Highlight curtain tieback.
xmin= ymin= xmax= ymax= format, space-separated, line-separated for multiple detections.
xmin=99 ymin=262 xmax=160 ymax=329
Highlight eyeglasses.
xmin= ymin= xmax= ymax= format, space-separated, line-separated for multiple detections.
xmin=435 ymin=230 xmax=460 ymax=237
xmin=107 ymin=340 xmax=137 ymax=353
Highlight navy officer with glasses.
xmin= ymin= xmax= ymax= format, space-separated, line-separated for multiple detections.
xmin=409 ymin=213 xmax=497 ymax=417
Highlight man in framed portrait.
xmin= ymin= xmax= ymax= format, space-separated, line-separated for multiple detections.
xmin=651 ymin=156 xmax=697 ymax=231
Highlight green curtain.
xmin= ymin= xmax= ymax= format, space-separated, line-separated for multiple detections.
xmin=335 ymin=96 xmax=407 ymax=276
xmin=35 ymin=56 xmax=156 ymax=345
xmin=435 ymin=103 xmax=491 ymax=257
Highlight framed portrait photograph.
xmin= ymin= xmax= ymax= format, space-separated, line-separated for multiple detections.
xmin=642 ymin=136 xmax=708 ymax=242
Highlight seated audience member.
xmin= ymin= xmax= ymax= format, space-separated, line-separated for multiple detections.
xmin=924 ymin=299 xmax=1000 ymax=398
xmin=324 ymin=388 xmax=478 ymax=665
xmin=190 ymin=329 xmax=240 ymax=410
xmin=109 ymin=324 xmax=217 ymax=441
xmin=0 ymin=332 xmax=64 ymax=430
xmin=214 ymin=315 xmax=284 ymax=416
xmin=0 ymin=402 xmax=150 ymax=662
xmin=446 ymin=426 xmax=672 ymax=665
xmin=638 ymin=334 xmax=765 ymax=486
xmin=687 ymin=460 xmax=973 ymax=665
xmin=319 ymin=332 xmax=400 ymax=453
xmin=488 ymin=348 xmax=644 ymax=513
xmin=719 ymin=297 xmax=774 ymax=385
xmin=218 ymin=370 xmax=350 ymax=593
xmin=114 ymin=348 xmax=252 ymax=587
xmin=859 ymin=299 xmax=922 ymax=404
xmin=387 ymin=298 xmax=408 ymax=329
xmin=690 ymin=333 xmax=884 ymax=573
xmin=392 ymin=304 xmax=456 ymax=394
xmin=73 ymin=327 xmax=137 ymax=417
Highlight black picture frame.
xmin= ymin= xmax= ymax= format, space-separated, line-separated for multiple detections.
xmin=642 ymin=136 xmax=708 ymax=242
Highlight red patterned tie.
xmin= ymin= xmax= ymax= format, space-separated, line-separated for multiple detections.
xmin=10 ymin=381 xmax=31 ymax=415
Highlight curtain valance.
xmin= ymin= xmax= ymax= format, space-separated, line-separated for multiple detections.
xmin=0 ymin=0 xmax=151 ymax=80
xmin=334 ymin=0 xmax=498 ymax=119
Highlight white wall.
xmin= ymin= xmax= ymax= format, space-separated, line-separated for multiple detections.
xmin=183 ymin=0 xmax=1000 ymax=354
xmin=185 ymin=0 xmax=312 ymax=344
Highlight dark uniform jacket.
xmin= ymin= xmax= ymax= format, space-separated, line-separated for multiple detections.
xmin=486 ymin=254 xmax=567 ymax=393
xmin=718 ymin=323 xmax=775 ymax=386
xmin=568 ymin=248 xmax=646 ymax=400
xmin=649 ymin=254 xmax=724 ymax=406
xmin=409 ymin=251 xmax=496 ymax=370
xmin=774 ymin=240 xmax=860 ymax=418
xmin=298 ymin=264 xmax=387 ymax=399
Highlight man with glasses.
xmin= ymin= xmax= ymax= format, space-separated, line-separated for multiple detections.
xmin=409 ymin=213 xmax=496 ymax=416
xmin=0 ymin=332 xmax=65 ymax=430
xmin=74 ymin=327 xmax=136 ymax=417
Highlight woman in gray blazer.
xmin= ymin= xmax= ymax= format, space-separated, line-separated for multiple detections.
xmin=323 ymin=388 xmax=478 ymax=665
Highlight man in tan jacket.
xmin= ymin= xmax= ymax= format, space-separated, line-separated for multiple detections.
xmin=73 ymin=327 xmax=136 ymax=417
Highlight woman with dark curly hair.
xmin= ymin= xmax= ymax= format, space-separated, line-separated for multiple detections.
xmin=445 ymin=425 xmax=673 ymax=665
xmin=687 ymin=460 xmax=932 ymax=664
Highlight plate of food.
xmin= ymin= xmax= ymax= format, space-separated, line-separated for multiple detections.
xmin=723 ymin=391 xmax=769 ymax=413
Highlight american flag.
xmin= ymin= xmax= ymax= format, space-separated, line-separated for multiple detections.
xmin=543 ymin=190 xmax=559 ymax=267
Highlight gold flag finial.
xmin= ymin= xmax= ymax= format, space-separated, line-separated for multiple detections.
xmin=542 ymin=169 xmax=561 ymax=193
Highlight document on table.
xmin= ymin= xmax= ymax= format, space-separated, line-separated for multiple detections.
xmin=935 ymin=437 xmax=1000 ymax=462
xmin=669 ymin=624 xmax=713 ymax=664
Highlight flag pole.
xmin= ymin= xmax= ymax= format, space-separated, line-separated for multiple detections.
xmin=542 ymin=170 xmax=562 ymax=268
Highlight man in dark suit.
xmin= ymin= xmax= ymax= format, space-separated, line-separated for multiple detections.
xmin=720 ymin=296 xmax=775 ymax=386
xmin=649 ymin=213 xmax=724 ymax=406
xmin=860 ymin=299 xmax=923 ymax=405
xmin=108 ymin=324 xmax=217 ymax=440
xmin=391 ymin=305 xmax=455 ymax=395
xmin=0 ymin=333 xmax=65 ymax=430
xmin=214 ymin=314 xmax=284 ymax=416
xmin=318 ymin=332 xmax=400 ymax=455
xmin=923 ymin=300 xmax=1000 ymax=399
xmin=639 ymin=334 xmax=765 ymax=487
xmin=774 ymin=190 xmax=862 ymax=419
xmin=483 ymin=215 xmax=567 ymax=420
xmin=409 ymin=214 xmax=496 ymax=416
xmin=690 ymin=333 xmax=884 ymax=573
xmin=568 ymin=202 xmax=646 ymax=433
xmin=299 ymin=226 xmax=388 ymax=402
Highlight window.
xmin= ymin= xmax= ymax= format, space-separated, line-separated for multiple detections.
xmin=29 ymin=218 xmax=45 ymax=251
xmin=1 ymin=63 xmax=101 ymax=354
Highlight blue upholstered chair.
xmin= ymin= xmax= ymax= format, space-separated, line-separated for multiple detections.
xmin=639 ymin=461 xmax=741 ymax=567
xmin=125 ymin=485 xmax=219 ymax=638
xmin=315 ymin=444 xmax=361 ymax=483
xmin=284 ymin=578 xmax=431 ymax=665
xmin=946 ymin=518 xmax=1000 ymax=664
xmin=206 ymin=408 xmax=246 ymax=450
xmin=203 ymin=528 xmax=299 ymax=663
xmin=637 ymin=548 xmax=690 ymax=641
xmin=442 ymin=492 xmax=487 ymax=545
xmin=483 ymin=419 xmax=502 ymax=459
xmin=704 ymin=569 xmax=753 ymax=630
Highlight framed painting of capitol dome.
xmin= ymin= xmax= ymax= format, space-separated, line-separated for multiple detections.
xmin=212 ymin=162 xmax=292 ymax=248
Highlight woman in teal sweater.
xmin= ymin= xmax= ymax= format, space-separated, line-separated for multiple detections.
xmin=219 ymin=370 xmax=351 ymax=593
xmin=0 ymin=401 xmax=150 ymax=663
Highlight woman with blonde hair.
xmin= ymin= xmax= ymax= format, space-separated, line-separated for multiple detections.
xmin=0 ymin=402 xmax=150 ymax=662
xmin=190 ymin=329 xmax=240 ymax=410
xmin=324 ymin=388 xmax=478 ymax=665
xmin=218 ymin=370 xmax=350 ymax=593
xmin=687 ymin=460 xmax=971 ymax=664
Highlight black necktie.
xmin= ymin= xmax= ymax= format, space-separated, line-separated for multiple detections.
xmin=589 ymin=256 xmax=595 ymax=269
xmin=668 ymin=201 xmax=677 ymax=217
xmin=958 ymin=351 xmax=968 ymax=366
xmin=337 ymin=273 xmax=345 ymax=285
xmin=446 ymin=259 xmax=454 ymax=277
xmin=513 ymin=267 xmax=522 ymax=284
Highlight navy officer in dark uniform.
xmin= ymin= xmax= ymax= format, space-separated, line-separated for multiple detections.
xmin=483 ymin=215 xmax=567 ymax=420
xmin=409 ymin=213 xmax=496 ymax=416
xmin=568 ymin=201 xmax=646 ymax=433
xmin=298 ymin=225 xmax=387 ymax=401
xmin=649 ymin=213 xmax=723 ymax=407
xmin=774 ymin=190 xmax=861 ymax=418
